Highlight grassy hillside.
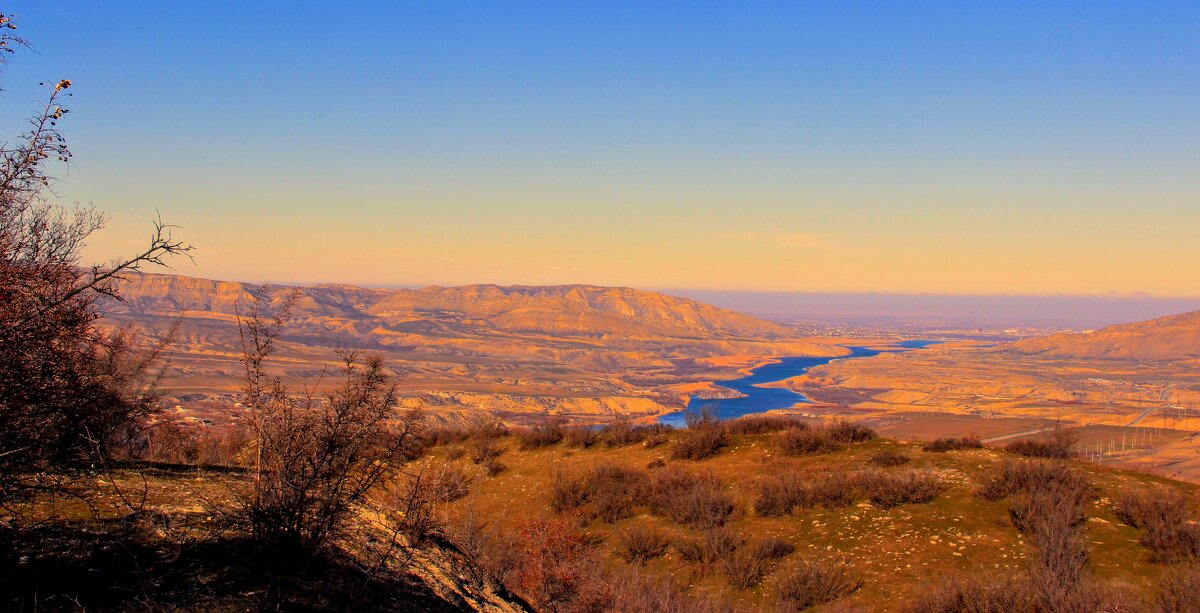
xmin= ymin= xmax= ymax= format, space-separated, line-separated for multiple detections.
xmin=7 ymin=417 xmax=1198 ymax=612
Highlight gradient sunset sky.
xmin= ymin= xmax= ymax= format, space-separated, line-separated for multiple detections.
xmin=4 ymin=2 xmax=1198 ymax=295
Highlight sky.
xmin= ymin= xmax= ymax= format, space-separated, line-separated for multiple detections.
xmin=2 ymin=2 xmax=1199 ymax=296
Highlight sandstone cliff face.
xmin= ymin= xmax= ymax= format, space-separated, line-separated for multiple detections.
xmin=1007 ymin=310 xmax=1200 ymax=361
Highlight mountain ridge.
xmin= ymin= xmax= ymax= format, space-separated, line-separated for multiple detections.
xmin=1007 ymin=309 xmax=1200 ymax=361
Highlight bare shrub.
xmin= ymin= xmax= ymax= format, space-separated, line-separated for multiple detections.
xmin=586 ymin=463 xmax=650 ymax=523
xmin=505 ymin=516 xmax=599 ymax=612
xmin=869 ymin=449 xmax=912 ymax=466
xmin=643 ymin=433 xmax=669 ymax=449
xmin=671 ymin=411 xmax=730 ymax=461
xmin=777 ymin=426 xmax=840 ymax=456
xmin=755 ymin=470 xmax=862 ymax=515
xmin=976 ymin=459 xmax=1098 ymax=609
xmin=237 ymin=297 xmax=427 ymax=552
xmin=0 ymin=48 xmax=191 ymax=497
xmin=724 ymin=414 xmax=806 ymax=435
xmin=905 ymin=573 xmax=1142 ymax=613
xmin=480 ymin=455 xmax=506 ymax=477
xmin=442 ymin=509 xmax=494 ymax=589
xmin=648 ymin=466 xmax=736 ymax=529
xmin=613 ymin=521 xmax=670 ymax=564
xmin=861 ymin=469 xmax=944 ymax=509
xmin=1114 ymin=487 xmax=1200 ymax=564
xmin=754 ymin=471 xmax=806 ymax=517
xmin=923 ymin=435 xmax=983 ymax=453
xmin=774 ymin=559 xmax=863 ymax=611
xmin=518 ymin=417 xmax=565 ymax=450
xmin=1005 ymin=424 xmax=1077 ymax=459
xmin=827 ymin=420 xmax=877 ymax=443
xmin=903 ymin=574 xmax=1035 ymax=613
xmin=563 ymin=426 xmax=600 ymax=449
xmin=378 ymin=460 xmax=472 ymax=548
xmin=977 ymin=459 xmax=1090 ymax=504
xmin=720 ymin=537 xmax=795 ymax=590
xmin=548 ymin=462 xmax=650 ymax=523
xmin=809 ymin=472 xmax=861 ymax=509
xmin=589 ymin=566 xmax=734 ymax=613
xmin=753 ymin=537 xmax=796 ymax=560
xmin=1158 ymin=566 xmax=1200 ymax=613
xmin=599 ymin=421 xmax=671 ymax=447
xmin=676 ymin=527 xmax=745 ymax=570
xmin=549 ymin=470 xmax=590 ymax=514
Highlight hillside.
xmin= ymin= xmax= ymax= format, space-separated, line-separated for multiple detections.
xmin=1007 ymin=310 xmax=1200 ymax=361
xmin=102 ymin=274 xmax=842 ymax=421
xmin=7 ymin=420 xmax=1198 ymax=612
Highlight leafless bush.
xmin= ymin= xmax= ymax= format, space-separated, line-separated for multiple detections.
xmin=0 ymin=39 xmax=191 ymax=498
xmin=720 ymin=537 xmax=795 ymax=590
xmin=237 ymin=295 xmax=425 ymax=553
xmin=504 ymin=516 xmax=600 ymax=612
xmin=1005 ymin=424 xmax=1077 ymax=459
xmin=868 ymin=449 xmax=912 ymax=466
xmin=923 ymin=435 xmax=983 ymax=453
xmin=977 ymin=459 xmax=1090 ymax=503
xmin=563 ymin=426 xmax=600 ymax=449
xmin=613 ymin=520 xmax=670 ymax=564
xmin=975 ymin=459 xmax=1098 ymax=609
xmin=480 ymin=455 xmax=506 ymax=477
xmin=586 ymin=463 xmax=651 ymax=523
xmin=549 ymin=470 xmax=589 ymax=514
xmin=676 ymin=527 xmax=745 ymax=570
xmin=809 ymin=472 xmax=861 ymax=509
xmin=648 ymin=466 xmax=736 ymax=529
xmin=827 ymin=420 xmax=877 ymax=443
xmin=903 ymin=574 xmax=1035 ymax=613
xmin=442 ymin=509 xmax=494 ymax=589
xmin=1157 ymin=566 xmax=1200 ymax=613
xmin=774 ymin=559 xmax=863 ymax=611
xmin=754 ymin=537 xmax=796 ymax=560
xmin=777 ymin=426 xmax=841 ymax=456
xmin=378 ymin=460 xmax=471 ymax=547
xmin=643 ymin=433 xmax=669 ymax=449
xmin=585 ymin=566 xmax=734 ymax=613
xmin=905 ymin=573 xmax=1141 ymax=613
xmin=724 ymin=414 xmax=807 ymax=435
xmin=599 ymin=421 xmax=671 ymax=447
xmin=671 ymin=411 xmax=730 ymax=460
xmin=518 ymin=417 xmax=566 ymax=450
xmin=755 ymin=470 xmax=862 ymax=515
xmin=860 ymin=469 xmax=944 ymax=509
xmin=133 ymin=422 xmax=252 ymax=467
xmin=548 ymin=462 xmax=650 ymax=523
xmin=1116 ymin=487 xmax=1200 ymax=564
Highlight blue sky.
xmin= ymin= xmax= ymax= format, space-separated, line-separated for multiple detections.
xmin=3 ymin=2 xmax=1198 ymax=294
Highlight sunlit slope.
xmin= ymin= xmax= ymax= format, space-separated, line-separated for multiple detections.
xmin=1009 ymin=310 xmax=1200 ymax=361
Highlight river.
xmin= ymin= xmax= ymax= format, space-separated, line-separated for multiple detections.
xmin=657 ymin=340 xmax=939 ymax=427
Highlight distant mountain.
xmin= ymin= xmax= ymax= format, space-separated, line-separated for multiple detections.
xmin=100 ymin=274 xmax=840 ymax=409
xmin=1008 ymin=310 xmax=1200 ymax=361
xmin=108 ymin=273 xmax=797 ymax=341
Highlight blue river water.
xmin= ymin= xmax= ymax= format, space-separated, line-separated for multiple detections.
xmin=658 ymin=340 xmax=939 ymax=428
